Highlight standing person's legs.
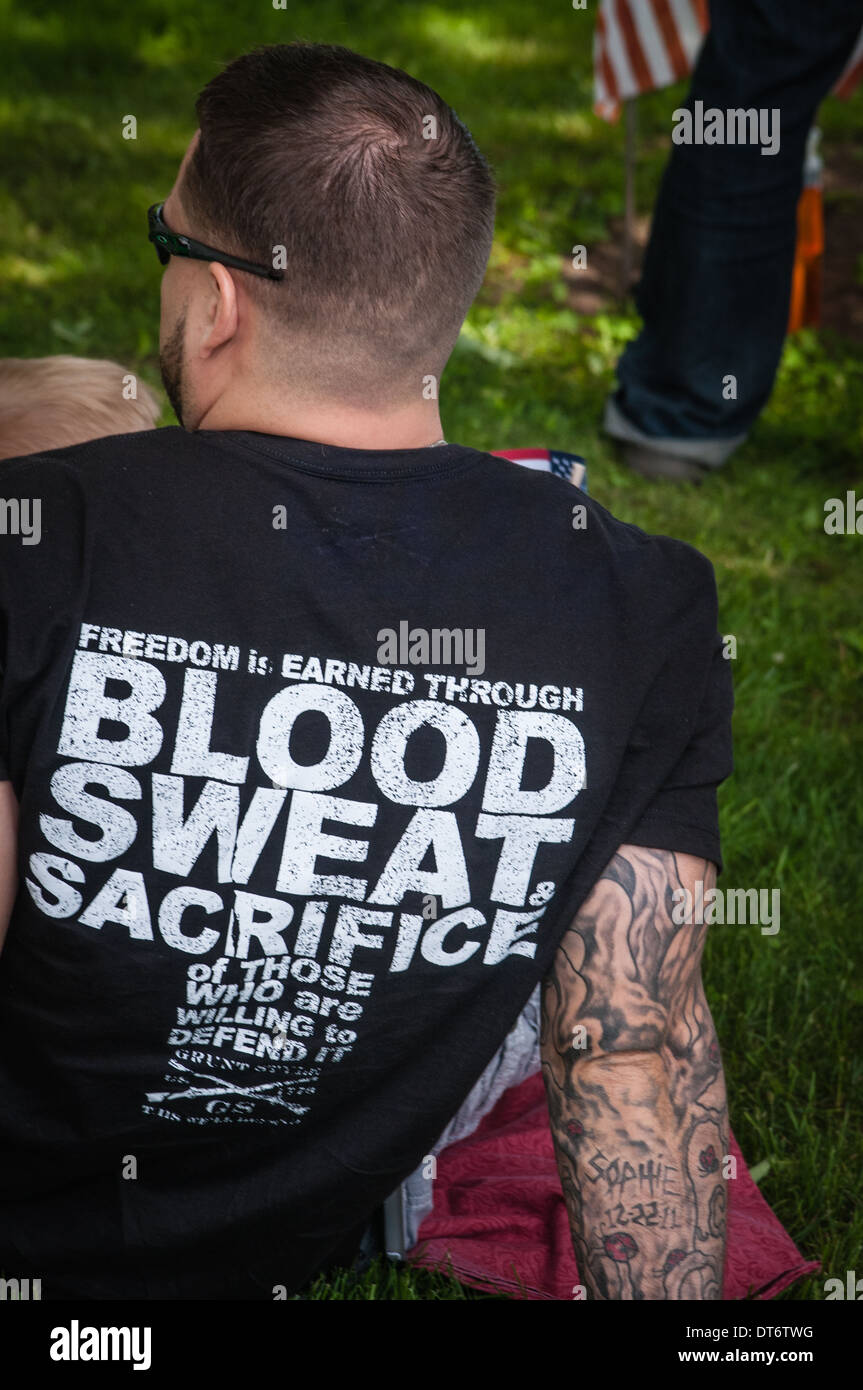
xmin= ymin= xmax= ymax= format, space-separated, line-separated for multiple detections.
xmin=604 ymin=0 xmax=863 ymax=478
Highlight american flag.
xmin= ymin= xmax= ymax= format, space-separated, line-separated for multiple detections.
xmin=490 ymin=448 xmax=587 ymax=490
xmin=593 ymin=0 xmax=863 ymax=119
xmin=834 ymin=24 xmax=863 ymax=100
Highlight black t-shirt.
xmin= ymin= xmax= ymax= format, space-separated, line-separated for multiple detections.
xmin=0 ymin=427 xmax=733 ymax=1299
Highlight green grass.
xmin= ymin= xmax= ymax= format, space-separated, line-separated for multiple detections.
xmin=1 ymin=0 xmax=861 ymax=1300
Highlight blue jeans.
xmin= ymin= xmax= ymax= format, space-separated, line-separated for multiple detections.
xmin=605 ymin=0 xmax=863 ymax=467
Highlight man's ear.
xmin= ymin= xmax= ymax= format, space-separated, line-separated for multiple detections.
xmin=199 ymin=261 xmax=240 ymax=358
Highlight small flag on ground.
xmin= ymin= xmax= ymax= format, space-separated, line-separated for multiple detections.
xmin=592 ymin=0 xmax=863 ymax=120
xmin=490 ymin=448 xmax=587 ymax=491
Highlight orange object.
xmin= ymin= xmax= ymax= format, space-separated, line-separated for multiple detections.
xmin=788 ymin=128 xmax=824 ymax=333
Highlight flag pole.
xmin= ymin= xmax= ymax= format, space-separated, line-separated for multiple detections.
xmin=621 ymin=96 xmax=637 ymax=299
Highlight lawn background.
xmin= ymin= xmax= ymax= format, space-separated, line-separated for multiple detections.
xmin=0 ymin=0 xmax=860 ymax=1300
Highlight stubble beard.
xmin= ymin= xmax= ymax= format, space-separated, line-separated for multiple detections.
xmin=159 ymin=307 xmax=189 ymax=428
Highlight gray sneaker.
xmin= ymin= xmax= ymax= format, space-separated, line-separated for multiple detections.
xmin=621 ymin=443 xmax=711 ymax=483
xmin=603 ymin=397 xmax=739 ymax=481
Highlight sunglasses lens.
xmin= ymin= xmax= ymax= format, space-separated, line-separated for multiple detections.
xmin=155 ymin=245 xmax=170 ymax=266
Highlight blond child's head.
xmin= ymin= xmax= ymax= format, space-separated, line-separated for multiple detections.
xmin=0 ymin=356 xmax=162 ymax=460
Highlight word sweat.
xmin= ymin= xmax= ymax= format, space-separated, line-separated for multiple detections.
xmin=24 ymin=625 xmax=589 ymax=1127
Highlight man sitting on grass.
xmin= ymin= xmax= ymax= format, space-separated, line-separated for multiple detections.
xmin=0 ymin=41 xmax=733 ymax=1300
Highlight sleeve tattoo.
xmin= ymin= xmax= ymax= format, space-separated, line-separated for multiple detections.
xmin=540 ymin=846 xmax=729 ymax=1299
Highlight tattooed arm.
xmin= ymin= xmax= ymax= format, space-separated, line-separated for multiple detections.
xmin=541 ymin=845 xmax=729 ymax=1299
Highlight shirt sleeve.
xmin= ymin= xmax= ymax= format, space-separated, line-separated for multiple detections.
xmin=574 ymin=526 xmax=735 ymax=884
xmin=623 ymin=625 xmax=734 ymax=872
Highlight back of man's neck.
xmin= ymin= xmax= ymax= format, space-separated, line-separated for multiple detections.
xmin=194 ymin=395 xmax=446 ymax=451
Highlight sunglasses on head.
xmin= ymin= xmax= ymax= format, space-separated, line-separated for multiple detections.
xmin=147 ymin=201 xmax=285 ymax=280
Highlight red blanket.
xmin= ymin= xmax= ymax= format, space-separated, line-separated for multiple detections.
xmin=408 ymin=1072 xmax=818 ymax=1300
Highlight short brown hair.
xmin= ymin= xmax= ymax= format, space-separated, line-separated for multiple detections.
xmin=180 ymin=43 xmax=496 ymax=394
xmin=0 ymin=356 xmax=161 ymax=460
